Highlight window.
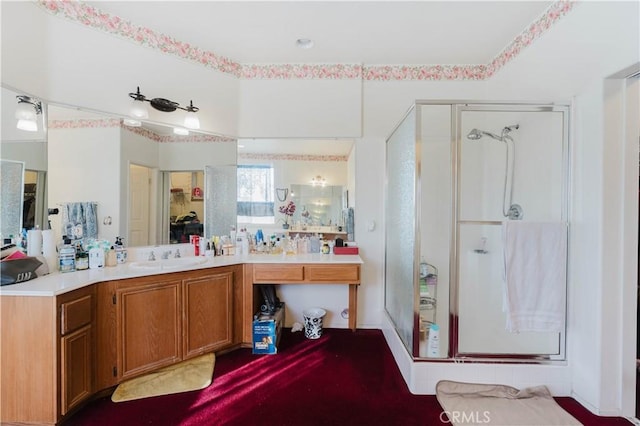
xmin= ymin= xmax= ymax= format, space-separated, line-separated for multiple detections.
xmin=237 ymin=165 xmax=275 ymax=224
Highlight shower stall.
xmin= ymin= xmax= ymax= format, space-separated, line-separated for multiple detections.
xmin=384 ymin=101 xmax=569 ymax=361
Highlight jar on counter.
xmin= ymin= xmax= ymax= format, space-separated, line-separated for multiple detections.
xmin=76 ymin=250 xmax=89 ymax=270
xmin=321 ymin=243 xmax=330 ymax=254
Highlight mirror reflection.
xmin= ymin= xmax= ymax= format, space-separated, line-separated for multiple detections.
xmin=0 ymin=86 xmax=48 ymax=241
xmin=45 ymin=104 xmax=236 ymax=247
xmin=237 ymin=138 xmax=355 ymax=241
xmin=1 ymin=85 xmax=356 ymax=250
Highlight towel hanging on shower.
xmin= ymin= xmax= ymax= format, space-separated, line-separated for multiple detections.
xmin=502 ymin=221 xmax=567 ymax=333
xmin=61 ymin=202 xmax=98 ymax=241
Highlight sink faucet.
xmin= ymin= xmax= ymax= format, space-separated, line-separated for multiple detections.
xmin=162 ymin=250 xmax=172 ymax=260
xmin=175 ymin=249 xmax=181 ymax=258
xmin=148 ymin=250 xmax=156 ymax=261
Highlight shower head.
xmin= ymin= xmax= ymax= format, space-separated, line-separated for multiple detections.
xmin=466 ymin=128 xmax=502 ymax=141
xmin=467 ymin=128 xmax=483 ymax=140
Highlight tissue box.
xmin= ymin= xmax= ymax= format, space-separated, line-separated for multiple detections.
xmin=333 ymin=246 xmax=359 ymax=255
xmin=252 ymin=303 xmax=285 ymax=355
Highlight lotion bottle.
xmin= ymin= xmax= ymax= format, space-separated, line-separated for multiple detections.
xmin=426 ymin=323 xmax=440 ymax=358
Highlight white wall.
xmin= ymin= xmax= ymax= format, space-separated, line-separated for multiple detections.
xmin=238 ymin=79 xmax=362 ymax=138
xmin=48 ymin=126 xmax=121 ymax=244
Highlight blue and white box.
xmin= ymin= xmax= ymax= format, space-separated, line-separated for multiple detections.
xmin=252 ymin=304 xmax=285 ymax=355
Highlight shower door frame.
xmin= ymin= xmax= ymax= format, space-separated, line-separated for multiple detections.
xmin=448 ymin=102 xmax=571 ymax=361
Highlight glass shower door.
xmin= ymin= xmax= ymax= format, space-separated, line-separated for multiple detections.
xmin=455 ymin=106 xmax=568 ymax=357
xmin=385 ymin=107 xmax=418 ymax=355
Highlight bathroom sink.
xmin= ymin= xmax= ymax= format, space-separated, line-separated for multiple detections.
xmin=129 ymin=257 xmax=208 ymax=271
xmin=160 ymin=257 xmax=207 ymax=270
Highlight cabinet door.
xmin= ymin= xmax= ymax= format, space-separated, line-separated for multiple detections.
xmin=116 ymin=280 xmax=182 ymax=380
xmin=183 ymin=272 xmax=233 ymax=358
xmin=61 ymin=325 xmax=93 ymax=415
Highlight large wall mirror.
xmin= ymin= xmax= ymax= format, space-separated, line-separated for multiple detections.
xmin=1 ymin=84 xmax=356 ymax=250
xmin=0 ymin=86 xmax=48 ymax=242
xmin=1 ymin=83 xmax=237 ymax=248
xmin=237 ymin=138 xmax=356 ymax=240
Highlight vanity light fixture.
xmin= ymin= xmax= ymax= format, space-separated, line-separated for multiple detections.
xmin=15 ymin=95 xmax=42 ymax=132
xmin=128 ymin=86 xmax=200 ymax=129
xmin=310 ymin=175 xmax=327 ymax=187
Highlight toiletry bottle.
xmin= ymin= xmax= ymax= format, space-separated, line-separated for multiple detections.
xmin=106 ymin=246 xmax=117 ymax=267
xmin=89 ymin=246 xmax=105 ymax=269
xmin=115 ymin=237 xmax=127 ymax=264
xmin=426 ymin=323 xmax=440 ymax=358
xmin=58 ymin=238 xmax=76 ymax=273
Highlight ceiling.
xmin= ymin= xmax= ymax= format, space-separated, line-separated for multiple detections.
xmin=88 ymin=1 xmax=554 ymax=66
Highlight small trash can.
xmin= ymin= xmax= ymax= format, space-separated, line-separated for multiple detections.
xmin=303 ymin=307 xmax=327 ymax=339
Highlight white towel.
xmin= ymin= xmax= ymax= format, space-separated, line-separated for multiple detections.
xmin=502 ymin=221 xmax=567 ymax=333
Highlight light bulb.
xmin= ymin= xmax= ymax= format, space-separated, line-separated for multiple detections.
xmin=15 ymin=102 xmax=35 ymax=121
xmin=130 ymin=99 xmax=149 ymax=119
xmin=184 ymin=111 xmax=200 ymax=129
xmin=17 ymin=119 xmax=38 ymax=132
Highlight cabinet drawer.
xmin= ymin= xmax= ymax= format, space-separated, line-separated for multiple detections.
xmin=61 ymin=294 xmax=93 ymax=335
xmin=304 ymin=265 xmax=360 ymax=282
xmin=253 ymin=265 xmax=304 ymax=282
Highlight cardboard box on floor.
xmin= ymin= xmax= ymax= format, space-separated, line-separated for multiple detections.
xmin=252 ymin=303 xmax=285 ymax=355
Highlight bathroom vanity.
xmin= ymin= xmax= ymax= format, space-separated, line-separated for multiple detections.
xmin=0 ymin=253 xmax=362 ymax=425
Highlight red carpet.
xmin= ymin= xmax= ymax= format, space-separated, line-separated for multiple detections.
xmin=68 ymin=329 xmax=631 ymax=425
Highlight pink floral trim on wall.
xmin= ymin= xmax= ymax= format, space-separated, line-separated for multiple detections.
xmin=49 ymin=118 xmax=121 ymax=129
xmin=240 ymin=64 xmax=362 ymax=80
xmin=37 ymin=0 xmax=242 ymax=77
xmin=49 ymin=118 xmax=235 ymax=143
xmin=37 ymin=0 xmax=575 ymax=81
xmin=362 ymin=64 xmax=487 ymax=81
xmin=239 ymin=153 xmax=348 ymax=162
xmin=484 ymin=0 xmax=576 ymax=78
xmin=122 ymin=125 xmax=235 ymax=143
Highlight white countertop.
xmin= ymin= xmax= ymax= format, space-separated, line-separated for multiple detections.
xmin=0 ymin=253 xmax=363 ymax=297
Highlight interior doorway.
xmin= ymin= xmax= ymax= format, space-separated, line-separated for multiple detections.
xmin=128 ymin=164 xmax=152 ymax=247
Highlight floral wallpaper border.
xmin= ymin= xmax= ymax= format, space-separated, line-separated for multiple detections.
xmin=49 ymin=118 xmax=236 ymax=143
xmin=49 ymin=118 xmax=121 ymax=128
xmin=239 ymin=152 xmax=348 ymax=162
xmin=36 ymin=0 xmax=576 ymax=81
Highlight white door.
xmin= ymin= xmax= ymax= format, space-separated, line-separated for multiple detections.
xmin=129 ymin=164 xmax=151 ymax=247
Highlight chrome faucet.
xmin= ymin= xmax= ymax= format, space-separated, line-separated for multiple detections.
xmin=175 ymin=249 xmax=181 ymax=258
xmin=148 ymin=250 xmax=156 ymax=261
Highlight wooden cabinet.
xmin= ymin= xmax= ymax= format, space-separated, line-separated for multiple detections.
xmin=0 ymin=285 xmax=95 ymax=425
xmin=97 ymin=266 xmax=242 ymax=385
xmin=183 ymin=271 xmax=233 ymax=358
xmin=116 ymin=278 xmax=182 ymax=380
xmin=59 ymin=288 xmax=95 ymax=415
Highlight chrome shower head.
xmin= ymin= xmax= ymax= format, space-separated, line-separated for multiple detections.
xmin=467 ymin=128 xmax=502 ymax=141
xmin=467 ymin=129 xmax=483 ymax=140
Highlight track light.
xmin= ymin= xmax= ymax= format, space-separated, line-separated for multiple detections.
xmin=128 ymin=86 xmax=200 ymax=129
xmin=15 ymin=95 xmax=42 ymax=132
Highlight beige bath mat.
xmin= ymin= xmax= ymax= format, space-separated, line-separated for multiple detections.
xmin=436 ymin=380 xmax=581 ymax=425
xmin=112 ymin=353 xmax=215 ymax=403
